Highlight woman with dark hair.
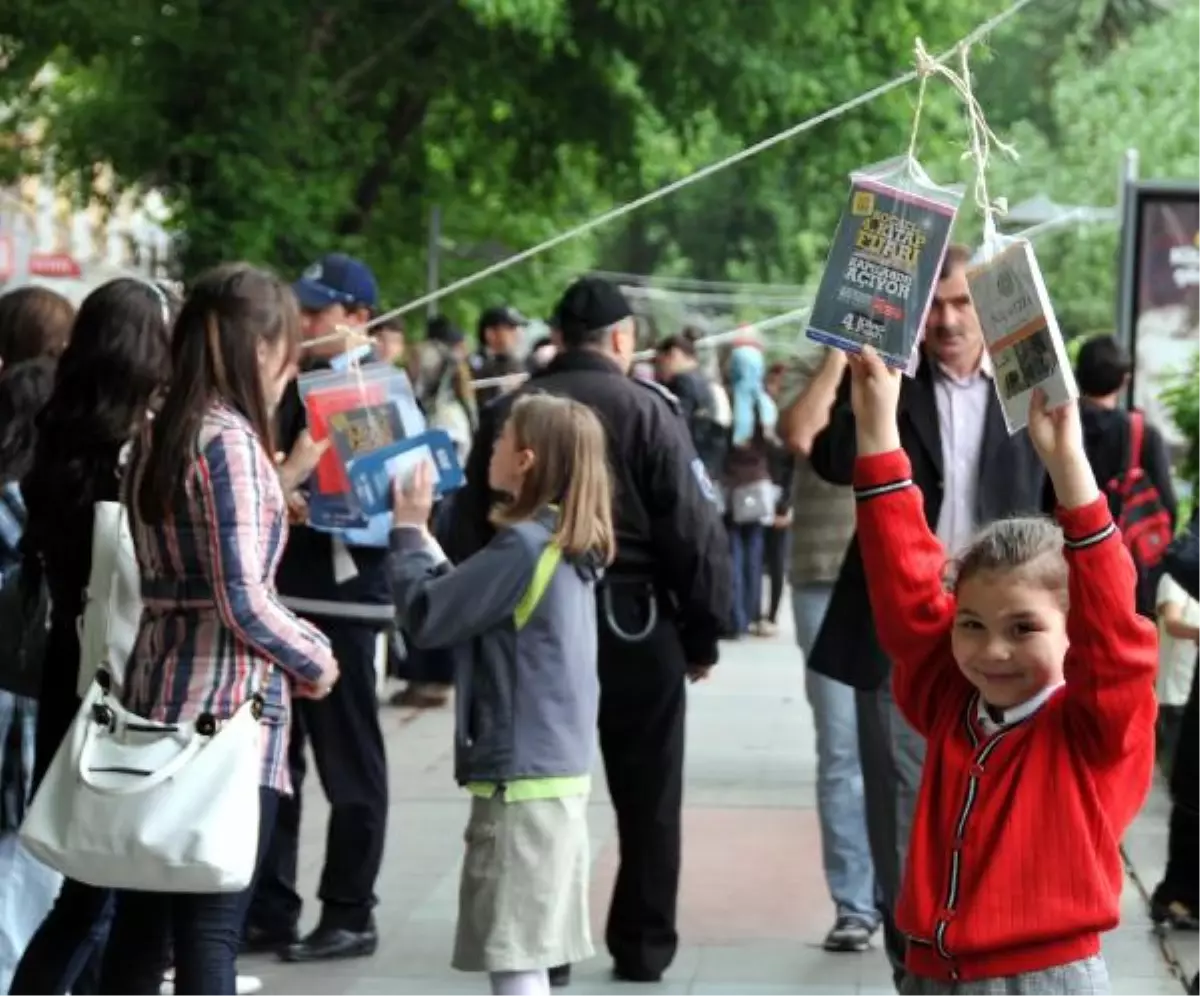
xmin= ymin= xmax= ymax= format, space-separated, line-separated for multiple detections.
xmin=97 ymin=263 xmax=337 ymax=996
xmin=0 ymin=358 xmax=58 ymax=994
xmin=0 ymin=286 xmax=76 ymax=368
xmin=10 ymin=278 xmax=176 ymax=996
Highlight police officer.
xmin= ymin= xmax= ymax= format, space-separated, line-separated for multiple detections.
xmin=445 ymin=276 xmax=732 ymax=984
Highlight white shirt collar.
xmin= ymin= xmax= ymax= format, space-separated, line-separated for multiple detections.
xmin=976 ymin=681 xmax=1064 ymax=734
xmin=935 ymin=346 xmax=993 ymax=384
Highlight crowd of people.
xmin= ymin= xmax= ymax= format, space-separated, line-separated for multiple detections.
xmin=0 ymin=241 xmax=1192 ymax=996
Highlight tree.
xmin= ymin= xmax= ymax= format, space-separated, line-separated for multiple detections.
xmin=0 ymin=0 xmax=997 ymax=330
xmin=988 ymin=1 xmax=1199 ymax=335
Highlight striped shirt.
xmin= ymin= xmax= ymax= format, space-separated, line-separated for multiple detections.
xmin=123 ymin=403 xmax=334 ymax=793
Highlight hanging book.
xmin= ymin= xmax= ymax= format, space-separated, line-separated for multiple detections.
xmin=806 ymin=158 xmax=962 ymax=371
xmin=967 ymin=238 xmax=1076 ymax=434
xmin=296 ymin=361 xmax=426 ymax=532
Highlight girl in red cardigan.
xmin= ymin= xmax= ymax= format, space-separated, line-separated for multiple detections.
xmin=846 ymin=347 xmax=1158 ymax=995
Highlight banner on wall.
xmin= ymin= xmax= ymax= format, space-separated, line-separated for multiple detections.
xmin=1123 ymin=183 xmax=1199 ymax=445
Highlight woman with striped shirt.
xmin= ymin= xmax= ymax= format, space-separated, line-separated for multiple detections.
xmin=98 ymin=264 xmax=338 ymax=996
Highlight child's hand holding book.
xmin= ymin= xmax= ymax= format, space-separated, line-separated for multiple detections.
xmin=847 ymin=346 xmax=903 ymax=457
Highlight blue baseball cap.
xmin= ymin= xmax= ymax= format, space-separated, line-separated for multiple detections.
xmin=293 ymin=253 xmax=379 ymax=311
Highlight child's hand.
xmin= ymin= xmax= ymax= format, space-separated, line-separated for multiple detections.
xmin=1027 ymin=389 xmax=1099 ymax=509
xmin=847 ymin=346 xmax=902 ymax=456
xmin=392 ymin=459 xmax=435 ymax=528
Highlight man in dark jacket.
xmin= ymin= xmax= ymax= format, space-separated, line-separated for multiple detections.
xmin=809 ymin=244 xmax=1046 ymax=988
xmin=446 ymin=277 xmax=731 ymax=985
xmin=654 ymin=333 xmax=725 ymax=475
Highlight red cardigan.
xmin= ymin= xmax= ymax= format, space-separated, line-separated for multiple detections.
xmin=854 ymin=450 xmax=1157 ymax=983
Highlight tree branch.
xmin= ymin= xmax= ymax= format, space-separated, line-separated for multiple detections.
xmin=335 ymin=92 xmax=430 ymax=237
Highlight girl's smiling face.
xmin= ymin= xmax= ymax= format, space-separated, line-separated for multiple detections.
xmin=951 ymin=568 xmax=1069 ymax=710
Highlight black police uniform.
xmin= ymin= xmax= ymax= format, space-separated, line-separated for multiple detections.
xmin=244 ymin=376 xmax=392 ymax=959
xmin=445 ymin=343 xmax=732 ymax=980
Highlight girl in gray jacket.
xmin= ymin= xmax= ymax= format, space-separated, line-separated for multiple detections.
xmin=390 ymin=393 xmax=615 ymax=996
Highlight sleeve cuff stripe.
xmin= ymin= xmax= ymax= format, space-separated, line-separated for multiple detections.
xmin=854 ymin=479 xmax=914 ymax=502
xmin=1063 ymin=522 xmax=1117 ymax=551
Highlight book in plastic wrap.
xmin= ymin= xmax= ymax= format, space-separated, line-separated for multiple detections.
xmin=807 ymin=159 xmax=962 ymax=371
xmin=967 ymin=238 xmax=1077 ymax=434
xmin=296 ymin=362 xmax=425 ymax=532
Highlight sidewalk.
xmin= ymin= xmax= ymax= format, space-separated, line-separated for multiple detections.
xmin=241 ymin=610 xmax=1192 ymax=995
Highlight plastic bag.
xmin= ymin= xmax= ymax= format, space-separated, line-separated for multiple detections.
xmin=806 ymin=157 xmax=964 ymax=372
xmin=967 ymin=233 xmax=1077 ymax=434
xmin=296 ymin=361 xmax=425 ymax=532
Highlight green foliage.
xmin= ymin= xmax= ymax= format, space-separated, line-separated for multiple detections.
xmin=0 ymin=0 xmax=1193 ymax=347
xmin=1161 ymin=352 xmax=1200 ymax=494
xmin=989 ymin=2 xmax=1200 ymax=335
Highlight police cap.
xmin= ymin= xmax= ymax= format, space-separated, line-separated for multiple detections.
xmin=552 ymin=277 xmax=633 ymax=347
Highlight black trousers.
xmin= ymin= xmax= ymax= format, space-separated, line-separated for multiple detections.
xmin=1157 ymin=666 xmax=1199 ymax=909
xmin=247 ymin=620 xmax=388 ymax=933
xmin=761 ymin=525 xmax=788 ymax=624
xmin=597 ymin=586 xmax=687 ymax=978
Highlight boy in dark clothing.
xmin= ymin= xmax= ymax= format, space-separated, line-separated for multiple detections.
xmin=1070 ymin=335 xmax=1177 ymax=524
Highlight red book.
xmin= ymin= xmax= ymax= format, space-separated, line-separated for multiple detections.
xmin=304 ymin=382 xmax=386 ymax=494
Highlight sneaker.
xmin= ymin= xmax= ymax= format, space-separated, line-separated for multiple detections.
xmin=823 ymin=914 xmax=876 ymax=952
xmin=160 ymin=971 xmax=263 ymax=995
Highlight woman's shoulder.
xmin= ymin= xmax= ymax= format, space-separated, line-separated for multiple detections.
xmin=197 ymin=404 xmax=267 ymax=460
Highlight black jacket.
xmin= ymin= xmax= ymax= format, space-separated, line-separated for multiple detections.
xmin=444 ymin=349 xmax=732 ymax=665
xmin=808 ymin=357 xmax=1046 ymax=690
xmin=666 ymin=369 xmax=726 ymax=474
xmin=273 ymin=378 xmax=394 ymax=627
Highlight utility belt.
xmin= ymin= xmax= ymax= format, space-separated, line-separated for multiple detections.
xmin=597 ymin=574 xmax=673 ymax=644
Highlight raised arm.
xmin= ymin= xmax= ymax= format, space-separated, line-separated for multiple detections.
xmin=808 ymin=371 xmax=856 ymax=486
xmin=1058 ymin=497 xmax=1158 ymax=766
xmin=195 ymin=429 xmax=333 ymax=685
xmin=390 ymin=526 xmax=537 ymax=649
xmin=854 ymin=449 xmax=965 ymax=735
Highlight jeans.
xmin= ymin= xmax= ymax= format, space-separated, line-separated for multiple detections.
xmin=9 ymin=876 xmax=114 ymax=994
xmin=729 ymin=522 xmax=765 ymax=634
xmin=99 ymin=787 xmax=280 ymax=995
xmin=792 ymin=584 xmax=878 ymax=925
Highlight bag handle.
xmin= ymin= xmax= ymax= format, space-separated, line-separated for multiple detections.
xmin=74 ymin=696 xmax=257 ymax=795
xmin=1127 ymin=410 xmax=1145 ymax=477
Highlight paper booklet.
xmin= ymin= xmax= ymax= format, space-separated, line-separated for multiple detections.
xmin=967 ymin=238 xmax=1077 ymax=434
xmin=806 ymin=158 xmax=962 ymax=372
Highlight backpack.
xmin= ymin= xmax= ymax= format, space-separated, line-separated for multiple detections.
xmin=1108 ymin=411 xmax=1173 ymax=617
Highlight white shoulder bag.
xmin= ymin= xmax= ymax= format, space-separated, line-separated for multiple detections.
xmin=76 ymin=500 xmax=141 ymax=699
xmin=20 ymin=672 xmax=263 ymax=893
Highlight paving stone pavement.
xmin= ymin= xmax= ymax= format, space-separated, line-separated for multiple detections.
xmin=239 ymin=608 xmax=1196 ymax=995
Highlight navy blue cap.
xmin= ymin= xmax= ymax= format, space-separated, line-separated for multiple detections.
xmin=294 ymin=253 xmax=378 ymax=311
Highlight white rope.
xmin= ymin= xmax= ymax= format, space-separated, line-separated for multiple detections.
xmin=358 ymin=0 xmax=1042 ymax=334
xmin=911 ymin=38 xmax=1018 ymax=243
xmin=468 ymin=304 xmax=813 ymax=391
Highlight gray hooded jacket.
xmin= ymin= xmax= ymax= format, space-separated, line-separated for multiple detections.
xmin=389 ymin=508 xmax=600 ymax=785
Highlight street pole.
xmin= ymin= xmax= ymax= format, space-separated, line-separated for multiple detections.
xmin=426 ymin=205 xmax=441 ymax=321
xmin=1115 ymin=148 xmax=1140 ymax=405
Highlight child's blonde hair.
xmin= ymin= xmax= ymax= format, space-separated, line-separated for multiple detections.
xmin=949 ymin=516 xmax=1069 ymax=607
xmin=490 ymin=393 xmax=616 ymax=565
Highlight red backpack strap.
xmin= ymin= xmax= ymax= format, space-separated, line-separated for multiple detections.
xmin=1127 ymin=410 xmax=1145 ymax=475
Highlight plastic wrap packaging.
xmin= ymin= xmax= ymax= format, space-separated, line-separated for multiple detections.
xmin=296 ymin=361 xmax=426 ymax=533
xmin=806 ymin=157 xmax=963 ymax=372
xmin=968 ymin=235 xmax=1077 ymax=434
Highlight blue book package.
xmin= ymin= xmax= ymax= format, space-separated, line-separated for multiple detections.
xmin=347 ymin=429 xmax=465 ymax=520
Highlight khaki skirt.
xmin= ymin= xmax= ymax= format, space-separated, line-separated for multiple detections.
xmin=452 ymin=792 xmax=594 ymax=972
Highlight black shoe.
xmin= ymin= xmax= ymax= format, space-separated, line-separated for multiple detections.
xmin=1150 ymin=895 xmax=1200 ymax=930
xmin=548 ymin=964 xmax=571 ymax=987
xmin=240 ymin=924 xmax=298 ymax=955
xmin=823 ymin=914 xmax=878 ymax=952
xmin=613 ymin=963 xmax=663 ymax=983
xmin=279 ymin=923 xmax=378 ymax=963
